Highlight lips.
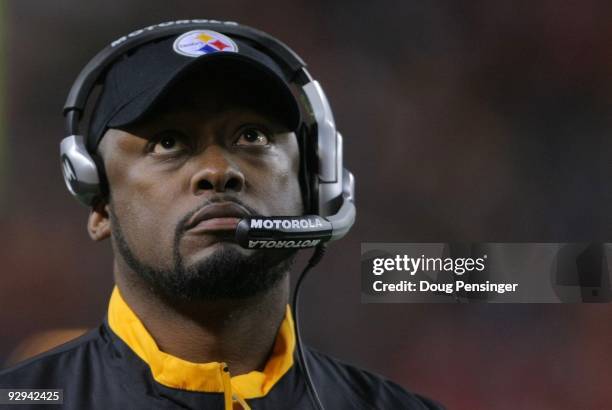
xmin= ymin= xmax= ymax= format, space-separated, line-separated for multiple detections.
xmin=184 ymin=202 xmax=251 ymax=234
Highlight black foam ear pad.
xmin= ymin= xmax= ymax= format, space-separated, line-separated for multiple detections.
xmin=90 ymin=151 xmax=109 ymax=202
xmin=299 ymin=123 xmax=321 ymax=215
xmin=297 ymin=123 xmax=313 ymax=214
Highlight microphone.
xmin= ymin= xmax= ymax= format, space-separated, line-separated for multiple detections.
xmin=235 ymin=215 xmax=332 ymax=249
xmin=235 ymin=181 xmax=356 ymax=249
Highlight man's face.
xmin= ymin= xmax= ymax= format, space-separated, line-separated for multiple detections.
xmin=95 ymin=71 xmax=303 ymax=301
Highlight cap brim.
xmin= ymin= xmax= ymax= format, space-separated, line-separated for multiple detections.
xmin=107 ymin=52 xmax=301 ymax=131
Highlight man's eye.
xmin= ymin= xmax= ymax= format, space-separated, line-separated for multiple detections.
xmin=235 ymin=129 xmax=270 ymax=146
xmin=152 ymin=135 xmax=187 ymax=154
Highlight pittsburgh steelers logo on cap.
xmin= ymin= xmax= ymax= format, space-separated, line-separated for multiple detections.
xmin=173 ymin=30 xmax=238 ymax=57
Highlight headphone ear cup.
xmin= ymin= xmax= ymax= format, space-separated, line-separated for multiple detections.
xmin=60 ymin=135 xmax=102 ymax=206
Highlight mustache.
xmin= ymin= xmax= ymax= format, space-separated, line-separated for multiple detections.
xmin=175 ymin=196 xmax=260 ymax=236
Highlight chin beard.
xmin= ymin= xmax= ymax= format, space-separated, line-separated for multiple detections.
xmin=110 ymin=209 xmax=296 ymax=302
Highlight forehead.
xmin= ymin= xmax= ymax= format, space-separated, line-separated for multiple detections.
xmin=98 ymin=78 xmax=295 ymax=156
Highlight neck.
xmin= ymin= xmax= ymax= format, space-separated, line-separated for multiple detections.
xmin=113 ymin=260 xmax=290 ymax=376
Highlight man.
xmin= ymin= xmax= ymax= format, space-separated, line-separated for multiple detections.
xmin=0 ymin=21 xmax=443 ymax=409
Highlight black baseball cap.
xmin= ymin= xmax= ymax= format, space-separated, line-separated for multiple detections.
xmin=88 ymin=29 xmax=301 ymax=151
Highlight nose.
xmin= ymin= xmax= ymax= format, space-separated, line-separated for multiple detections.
xmin=190 ymin=145 xmax=245 ymax=195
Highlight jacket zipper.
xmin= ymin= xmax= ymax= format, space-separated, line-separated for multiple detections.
xmin=220 ymin=363 xmax=251 ymax=410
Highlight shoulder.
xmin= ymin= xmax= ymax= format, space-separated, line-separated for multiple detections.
xmin=303 ymin=347 xmax=445 ymax=410
xmin=0 ymin=326 xmax=105 ymax=388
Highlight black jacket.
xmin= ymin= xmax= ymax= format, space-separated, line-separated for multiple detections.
xmin=0 ymin=288 xmax=443 ymax=410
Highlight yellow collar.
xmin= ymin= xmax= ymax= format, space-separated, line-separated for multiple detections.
xmin=107 ymin=286 xmax=295 ymax=400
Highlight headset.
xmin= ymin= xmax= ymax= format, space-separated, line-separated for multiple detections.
xmin=60 ymin=20 xmax=356 ymax=410
xmin=60 ymin=19 xmax=355 ymax=250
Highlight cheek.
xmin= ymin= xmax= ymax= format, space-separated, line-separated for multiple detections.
xmin=270 ymin=171 xmax=303 ymax=213
xmin=248 ymin=147 xmax=303 ymax=215
xmin=108 ymin=163 xmax=185 ymax=266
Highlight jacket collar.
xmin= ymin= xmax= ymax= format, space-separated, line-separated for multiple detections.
xmin=107 ymin=286 xmax=295 ymax=399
